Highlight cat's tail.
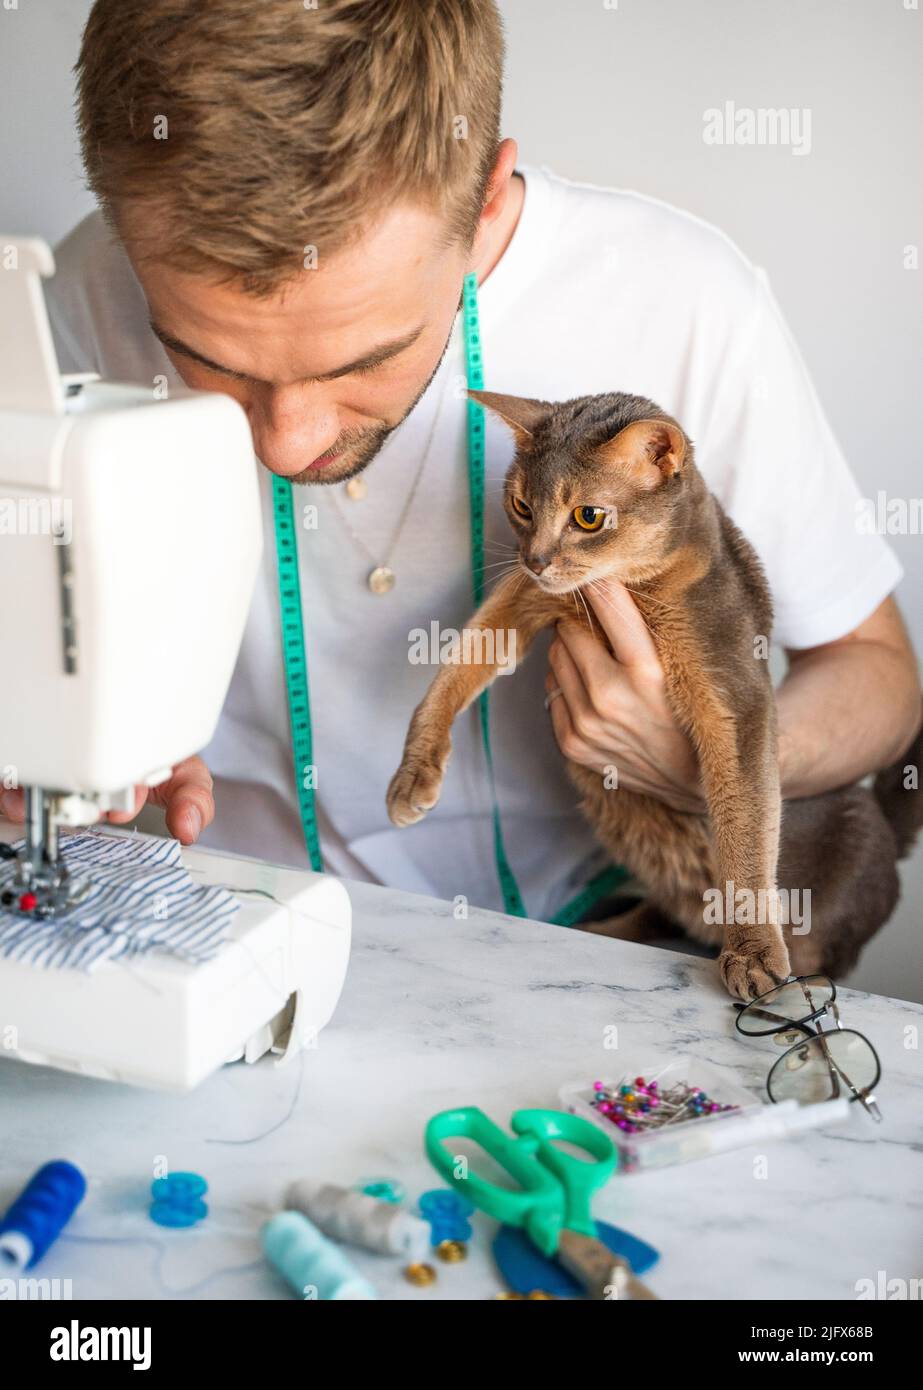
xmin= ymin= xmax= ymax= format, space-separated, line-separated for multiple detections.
xmin=873 ymin=700 xmax=923 ymax=859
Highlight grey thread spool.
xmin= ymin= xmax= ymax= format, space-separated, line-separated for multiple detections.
xmin=285 ymin=1181 xmax=430 ymax=1262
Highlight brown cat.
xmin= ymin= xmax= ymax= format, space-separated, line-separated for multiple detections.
xmin=387 ymin=390 xmax=922 ymax=998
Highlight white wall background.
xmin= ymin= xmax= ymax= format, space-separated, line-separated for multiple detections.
xmin=1 ymin=0 xmax=920 ymax=1000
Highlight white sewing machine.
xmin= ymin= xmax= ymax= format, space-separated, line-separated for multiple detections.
xmin=0 ymin=237 xmax=351 ymax=1090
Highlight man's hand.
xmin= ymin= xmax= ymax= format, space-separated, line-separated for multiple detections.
xmin=544 ymin=582 xmax=705 ymax=812
xmin=545 ymin=586 xmax=921 ymax=809
xmin=0 ymin=755 xmax=214 ymax=845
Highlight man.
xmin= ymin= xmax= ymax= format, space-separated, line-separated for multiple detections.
xmin=9 ymin=0 xmax=918 ymax=924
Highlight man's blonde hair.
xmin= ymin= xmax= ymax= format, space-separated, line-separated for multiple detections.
xmin=76 ymin=0 xmax=504 ymax=295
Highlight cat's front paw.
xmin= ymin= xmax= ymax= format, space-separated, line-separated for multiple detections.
xmin=386 ymin=745 xmax=449 ymax=828
xmin=718 ymin=934 xmax=791 ymax=1001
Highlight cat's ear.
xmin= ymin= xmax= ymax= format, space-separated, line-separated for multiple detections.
xmin=467 ymin=390 xmax=548 ymax=448
xmin=597 ymin=418 xmax=688 ymax=490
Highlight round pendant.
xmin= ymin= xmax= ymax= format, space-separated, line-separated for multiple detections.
xmin=344 ymin=477 xmax=368 ymax=501
xmin=367 ymin=565 xmax=396 ymax=595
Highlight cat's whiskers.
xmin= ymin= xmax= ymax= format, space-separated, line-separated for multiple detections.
xmin=478 ymin=560 xmax=523 ymax=575
xmin=480 ymin=547 xmax=518 ymax=558
xmin=575 ymin=586 xmax=595 ymax=630
xmin=587 ymin=582 xmax=663 ymax=646
xmin=590 ymin=577 xmax=680 ymax=620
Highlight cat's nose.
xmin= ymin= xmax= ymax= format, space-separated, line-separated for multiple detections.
xmin=524 ymin=552 xmax=551 ymax=575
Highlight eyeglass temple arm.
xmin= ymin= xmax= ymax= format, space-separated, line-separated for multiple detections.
xmin=813 ymin=1033 xmax=882 ymax=1121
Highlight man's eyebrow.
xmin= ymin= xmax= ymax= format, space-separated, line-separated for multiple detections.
xmin=148 ymin=320 xmax=424 ymax=384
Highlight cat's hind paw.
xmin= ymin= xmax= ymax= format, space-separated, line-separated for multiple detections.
xmin=718 ymin=935 xmax=791 ymax=1001
xmin=386 ymin=751 xmax=448 ymax=828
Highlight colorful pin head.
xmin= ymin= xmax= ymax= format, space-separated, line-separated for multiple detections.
xmin=589 ymin=1077 xmax=737 ymax=1135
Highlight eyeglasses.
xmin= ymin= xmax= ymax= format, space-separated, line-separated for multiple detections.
xmin=734 ymin=975 xmax=882 ymax=1122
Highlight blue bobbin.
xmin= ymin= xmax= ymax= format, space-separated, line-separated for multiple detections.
xmin=149 ymin=1172 xmax=208 ymax=1228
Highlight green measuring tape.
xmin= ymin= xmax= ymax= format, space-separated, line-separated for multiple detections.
xmin=462 ymin=272 xmax=528 ymax=917
xmin=272 ymin=476 xmax=323 ymax=872
xmin=272 ymin=271 xmax=628 ymax=923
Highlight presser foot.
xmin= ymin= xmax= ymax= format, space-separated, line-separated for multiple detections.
xmin=0 ymin=785 xmax=94 ymax=919
xmin=0 ymin=845 xmax=91 ymax=919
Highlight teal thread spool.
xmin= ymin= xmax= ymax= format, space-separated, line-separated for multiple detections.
xmin=262 ymin=1211 xmax=378 ymax=1301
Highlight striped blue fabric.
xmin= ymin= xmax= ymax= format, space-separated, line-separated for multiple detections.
xmin=0 ymin=831 xmax=239 ymax=972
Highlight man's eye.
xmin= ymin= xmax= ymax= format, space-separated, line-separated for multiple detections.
xmin=353 ymin=357 xmax=391 ymax=377
xmin=511 ymin=495 xmax=532 ymax=519
xmin=573 ymin=505 xmax=605 ymax=531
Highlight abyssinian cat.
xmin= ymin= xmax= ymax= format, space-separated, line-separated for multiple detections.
xmin=387 ymin=390 xmax=923 ymax=999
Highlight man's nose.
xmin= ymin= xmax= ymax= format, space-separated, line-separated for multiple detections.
xmin=524 ymin=551 xmax=552 ymax=575
xmin=247 ymin=389 xmax=339 ymax=476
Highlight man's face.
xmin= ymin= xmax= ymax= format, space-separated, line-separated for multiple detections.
xmin=129 ymin=203 xmax=468 ymax=485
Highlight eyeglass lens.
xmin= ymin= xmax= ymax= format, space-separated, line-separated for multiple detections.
xmin=736 ymin=975 xmax=834 ymax=1035
xmin=768 ymin=1028 xmax=880 ymax=1105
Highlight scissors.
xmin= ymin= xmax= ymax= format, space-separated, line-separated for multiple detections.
xmin=424 ymin=1106 xmax=657 ymax=1300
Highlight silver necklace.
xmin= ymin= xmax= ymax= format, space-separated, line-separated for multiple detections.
xmin=328 ymin=363 xmax=450 ymax=594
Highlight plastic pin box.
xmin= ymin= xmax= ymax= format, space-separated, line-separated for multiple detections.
xmin=560 ymin=1056 xmax=763 ymax=1173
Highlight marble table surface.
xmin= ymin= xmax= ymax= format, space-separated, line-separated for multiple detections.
xmin=1 ymin=875 xmax=921 ymax=1302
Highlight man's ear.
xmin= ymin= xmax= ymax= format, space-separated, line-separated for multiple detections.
xmin=596 ymin=418 xmax=688 ymax=490
xmin=467 ymin=390 xmax=549 ymax=449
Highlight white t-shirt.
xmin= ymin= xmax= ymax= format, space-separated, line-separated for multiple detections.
xmin=45 ymin=166 xmax=902 ymax=918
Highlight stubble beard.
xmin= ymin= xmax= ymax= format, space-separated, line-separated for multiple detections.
xmin=287 ymin=325 xmax=454 ymax=488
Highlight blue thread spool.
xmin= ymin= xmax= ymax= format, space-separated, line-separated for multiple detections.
xmin=0 ymin=1161 xmax=87 ymax=1270
xmin=263 ymin=1210 xmax=378 ymax=1301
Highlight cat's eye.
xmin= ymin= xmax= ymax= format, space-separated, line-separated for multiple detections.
xmin=573 ymin=505 xmax=605 ymax=532
xmin=511 ymin=495 xmax=532 ymax=520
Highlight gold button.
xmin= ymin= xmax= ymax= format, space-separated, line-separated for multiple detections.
xmin=436 ymin=1239 xmax=467 ymax=1263
xmin=403 ymin=1262 xmax=437 ymax=1286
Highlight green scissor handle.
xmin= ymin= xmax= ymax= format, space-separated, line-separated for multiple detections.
xmin=424 ymin=1106 xmax=617 ymax=1257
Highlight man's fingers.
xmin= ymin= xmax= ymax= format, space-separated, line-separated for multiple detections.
xmin=555 ymin=620 xmax=624 ymax=711
xmin=549 ymin=635 xmax=595 ymax=725
xmin=546 ymin=652 xmax=610 ymax=767
xmin=585 ymin=579 xmax=661 ymax=673
xmin=148 ymin=756 xmax=214 ymax=845
xmin=545 ymin=674 xmax=609 ymax=770
xmin=546 ymin=666 xmax=580 ymax=756
xmin=0 ymin=788 xmax=24 ymax=823
xmin=0 ymin=758 xmax=214 ymax=845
